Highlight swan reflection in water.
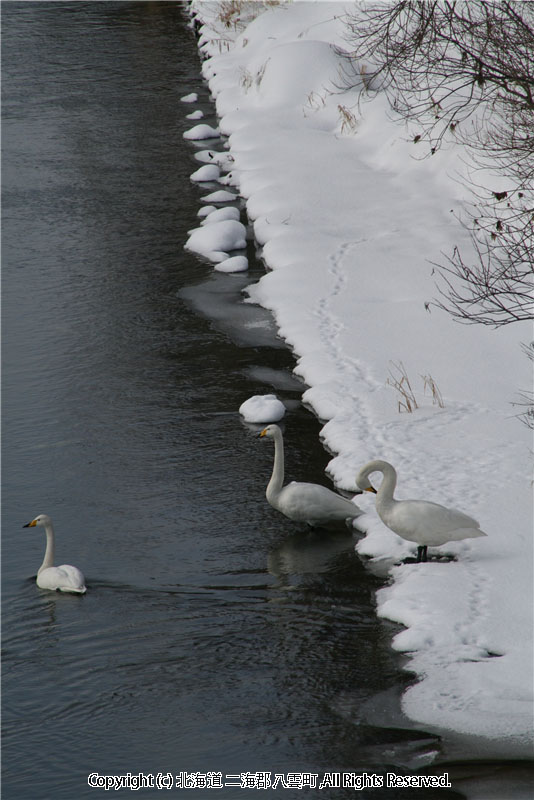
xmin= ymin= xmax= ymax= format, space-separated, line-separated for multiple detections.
xmin=267 ymin=527 xmax=359 ymax=581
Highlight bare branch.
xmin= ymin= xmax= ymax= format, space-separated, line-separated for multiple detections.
xmin=343 ymin=1 xmax=534 ymax=329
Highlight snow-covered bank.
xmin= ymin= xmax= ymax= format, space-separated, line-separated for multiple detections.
xmin=186 ymin=1 xmax=533 ymax=755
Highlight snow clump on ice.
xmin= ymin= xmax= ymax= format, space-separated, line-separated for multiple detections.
xmin=201 ymin=207 xmax=240 ymax=225
xmin=185 ymin=220 xmax=246 ymax=263
xmin=183 ymin=124 xmax=220 ymax=140
xmin=197 ymin=205 xmax=216 ymax=218
xmin=194 ymin=150 xmax=234 ymax=170
xmin=239 ymin=394 xmax=285 ymax=423
xmin=201 ymin=190 xmax=238 ymax=204
xmin=215 ymin=256 xmax=248 ymax=273
xmin=180 ymin=92 xmax=198 ymax=103
xmin=190 ymin=164 xmax=221 ymax=183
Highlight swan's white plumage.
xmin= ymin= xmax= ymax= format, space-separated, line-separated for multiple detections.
xmin=24 ymin=514 xmax=86 ymax=594
xmin=36 ymin=563 xmax=86 ymax=593
xmin=356 ymin=459 xmax=487 ymax=560
xmin=259 ymin=424 xmax=363 ymax=526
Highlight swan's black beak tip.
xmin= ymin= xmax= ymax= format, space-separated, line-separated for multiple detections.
xmin=22 ymin=522 xmax=30 ymax=528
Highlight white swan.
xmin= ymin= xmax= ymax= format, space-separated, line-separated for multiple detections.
xmin=259 ymin=424 xmax=363 ymax=526
xmin=356 ymin=459 xmax=487 ymax=562
xmin=23 ymin=514 xmax=86 ymax=593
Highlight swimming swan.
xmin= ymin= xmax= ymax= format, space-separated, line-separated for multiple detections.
xmin=23 ymin=514 xmax=86 ymax=593
xmin=259 ymin=424 xmax=363 ymax=526
xmin=356 ymin=459 xmax=487 ymax=562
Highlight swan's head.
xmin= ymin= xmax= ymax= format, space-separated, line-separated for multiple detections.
xmin=259 ymin=424 xmax=280 ymax=439
xmin=356 ymin=459 xmax=395 ymax=494
xmin=356 ymin=469 xmax=378 ymax=494
xmin=23 ymin=514 xmax=52 ymax=529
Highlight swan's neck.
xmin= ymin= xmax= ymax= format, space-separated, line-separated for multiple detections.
xmin=267 ymin=430 xmax=285 ymax=502
xmin=38 ymin=523 xmax=55 ymax=574
xmin=374 ymin=461 xmax=398 ymax=510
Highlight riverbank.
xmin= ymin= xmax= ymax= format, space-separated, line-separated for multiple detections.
xmin=186 ymin=0 xmax=533 ymax=758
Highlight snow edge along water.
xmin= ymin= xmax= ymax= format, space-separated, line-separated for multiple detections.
xmin=183 ymin=0 xmax=533 ymax=758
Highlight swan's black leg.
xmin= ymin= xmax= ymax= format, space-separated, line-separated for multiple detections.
xmin=417 ymin=545 xmax=428 ymax=563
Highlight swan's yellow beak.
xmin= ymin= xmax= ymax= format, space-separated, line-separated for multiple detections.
xmin=23 ymin=519 xmax=37 ymax=528
xmin=259 ymin=428 xmax=268 ymax=438
xmin=364 ymin=486 xmax=377 ymax=494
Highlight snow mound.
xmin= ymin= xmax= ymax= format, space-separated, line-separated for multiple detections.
xmin=197 ymin=205 xmax=216 ymax=218
xmin=239 ymin=394 xmax=285 ymax=423
xmin=185 ymin=220 xmax=247 ymax=262
xmin=215 ymin=255 xmax=249 ymax=273
xmin=186 ymin=110 xmax=204 ymax=120
xmin=218 ymin=171 xmax=240 ymax=187
xmin=180 ymin=92 xmax=198 ymax=103
xmin=246 ymin=40 xmax=344 ymax=110
xmin=202 ymin=207 xmax=241 ymax=225
xmin=194 ymin=150 xmax=234 ymax=170
xmin=190 ymin=164 xmax=221 ymax=183
xmin=201 ymin=190 xmax=238 ymax=204
xmin=183 ymin=124 xmax=220 ymax=140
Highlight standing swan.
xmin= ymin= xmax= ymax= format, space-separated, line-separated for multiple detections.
xmin=23 ymin=514 xmax=86 ymax=593
xmin=259 ymin=424 xmax=363 ymax=526
xmin=356 ymin=460 xmax=487 ymax=562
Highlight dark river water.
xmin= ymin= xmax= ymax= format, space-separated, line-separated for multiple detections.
xmin=2 ymin=3 xmax=530 ymax=799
